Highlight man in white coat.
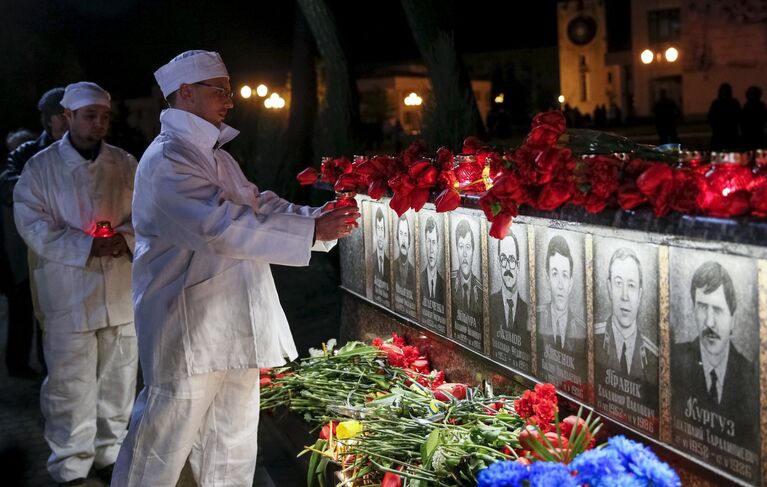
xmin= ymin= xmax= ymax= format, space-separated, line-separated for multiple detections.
xmin=14 ymin=82 xmax=138 ymax=487
xmin=113 ymin=50 xmax=359 ymax=486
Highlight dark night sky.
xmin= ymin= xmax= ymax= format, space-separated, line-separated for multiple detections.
xmin=0 ymin=0 xmax=558 ymax=135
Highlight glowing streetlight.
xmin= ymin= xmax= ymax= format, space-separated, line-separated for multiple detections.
xmin=403 ymin=92 xmax=422 ymax=106
xmin=494 ymin=93 xmax=505 ymax=104
xmin=240 ymin=85 xmax=252 ymax=99
xmin=640 ymin=49 xmax=654 ymax=64
xmin=256 ymin=84 xmax=268 ymax=97
xmin=265 ymin=92 xmax=285 ymax=109
xmin=557 ymin=95 xmax=565 ymax=104
xmin=665 ymin=47 xmax=679 ymax=62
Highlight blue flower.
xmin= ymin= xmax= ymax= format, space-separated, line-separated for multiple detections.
xmin=590 ymin=473 xmax=646 ymax=487
xmin=605 ymin=435 xmax=681 ymax=487
xmin=527 ymin=461 xmax=578 ymax=487
xmin=477 ymin=460 xmax=528 ymax=487
xmin=569 ymin=447 xmax=626 ymax=484
xmin=624 ymin=450 xmax=681 ymax=487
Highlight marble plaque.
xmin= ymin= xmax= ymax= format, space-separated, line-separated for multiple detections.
xmin=593 ymin=236 xmax=659 ymax=436
xmin=417 ymin=208 xmax=448 ymax=335
xmin=535 ymin=227 xmax=588 ymax=399
xmin=339 ymin=196 xmax=366 ymax=295
xmin=488 ymin=223 xmax=533 ymax=373
xmin=449 ymin=212 xmax=484 ymax=352
xmin=364 ymin=200 xmax=392 ymax=308
xmin=390 ymin=209 xmax=418 ymax=320
xmin=669 ymin=248 xmax=760 ymax=484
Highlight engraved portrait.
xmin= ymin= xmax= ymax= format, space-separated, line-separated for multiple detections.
xmin=391 ymin=210 xmax=417 ymax=319
xmin=450 ymin=213 xmax=484 ymax=352
xmin=594 ymin=237 xmax=659 ymax=436
xmin=418 ymin=209 xmax=448 ymax=335
xmin=669 ymin=248 xmax=759 ymax=483
xmin=535 ymin=228 xmax=587 ymax=399
xmin=488 ymin=223 xmax=531 ymax=372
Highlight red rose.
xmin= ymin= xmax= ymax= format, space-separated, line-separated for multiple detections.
xmin=382 ymin=472 xmax=402 ymax=487
xmin=525 ymin=125 xmax=562 ymax=148
xmin=636 ymin=164 xmax=674 ymax=217
xmin=435 ymin=146 xmax=454 ymax=170
xmin=559 ymin=415 xmax=595 ymax=450
xmin=489 ymin=212 xmax=514 ymax=239
xmin=532 ymin=110 xmax=567 ymax=134
xmin=462 ymin=136 xmax=486 ymax=155
xmin=434 ymin=383 xmax=468 ymax=401
xmin=435 ymin=188 xmax=461 ymax=212
xmin=617 ymin=182 xmax=647 ymax=210
xmin=319 ymin=421 xmax=338 ymax=440
xmin=296 ymin=167 xmax=319 ymax=185
xmin=669 ymin=169 xmax=703 ymax=214
xmin=536 ymin=179 xmax=573 ymax=210
xmin=751 ymin=182 xmax=767 ymax=217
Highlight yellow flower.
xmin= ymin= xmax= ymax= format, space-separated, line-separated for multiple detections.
xmin=336 ymin=420 xmax=363 ymax=440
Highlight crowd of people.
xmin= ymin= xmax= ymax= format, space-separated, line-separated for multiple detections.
xmin=653 ymin=82 xmax=766 ymax=150
xmin=0 ymin=50 xmax=359 ymax=487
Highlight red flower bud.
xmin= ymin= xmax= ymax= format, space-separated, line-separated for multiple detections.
xmin=434 ymin=382 xmax=468 ymax=401
xmin=382 ymin=472 xmax=402 ymax=487
xmin=296 ymin=167 xmax=319 ymax=185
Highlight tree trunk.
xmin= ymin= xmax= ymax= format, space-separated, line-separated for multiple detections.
xmin=278 ymin=5 xmax=318 ymax=202
xmin=400 ymin=0 xmax=486 ymax=150
xmin=297 ymin=0 xmax=360 ymax=157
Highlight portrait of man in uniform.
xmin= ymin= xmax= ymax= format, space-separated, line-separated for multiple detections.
xmin=452 ymin=218 xmax=482 ymax=317
xmin=393 ymin=214 xmax=415 ymax=291
xmin=536 ymin=232 xmax=586 ymax=398
xmin=450 ymin=216 xmax=483 ymax=351
xmin=421 ymin=215 xmax=445 ymax=304
xmin=489 ymin=228 xmax=531 ymax=371
xmin=670 ymin=254 xmax=759 ymax=483
xmin=594 ymin=245 xmax=658 ymax=434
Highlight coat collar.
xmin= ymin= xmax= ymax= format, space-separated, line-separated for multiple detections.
xmin=159 ymin=108 xmax=239 ymax=150
xmin=58 ymin=133 xmax=106 ymax=165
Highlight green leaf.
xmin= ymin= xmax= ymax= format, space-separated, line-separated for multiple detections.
xmin=421 ymin=429 xmax=442 ymax=465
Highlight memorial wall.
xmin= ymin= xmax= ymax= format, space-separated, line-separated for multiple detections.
xmin=339 ymin=194 xmax=767 ymax=486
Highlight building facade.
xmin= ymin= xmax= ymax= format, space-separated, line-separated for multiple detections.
xmin=558 ymin=0 xmax=767 ymax=119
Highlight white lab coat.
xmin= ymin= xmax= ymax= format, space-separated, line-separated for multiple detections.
xmin=13 ymin=133 xmax=138 ymax=483
xmin=114 ymin=108 xmax=333 ymax=486
xmin=131 ymin=108 xmax=332 ymax=386
xmin=14 ymin=134 xmax=136 ymax=331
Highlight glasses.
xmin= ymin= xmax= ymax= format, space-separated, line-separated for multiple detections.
xmin=499 ymin=254 xmax=518 ymax=270
xmin=193 ymin=82 xmax=234 ymax=99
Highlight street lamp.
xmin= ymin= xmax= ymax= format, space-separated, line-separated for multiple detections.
xmin=640 ymin=49 xmax=654 ymax=64
xmin=256 ymin=84 xmax=268 ymax=97
xmin=665 ymin=47 xmax=679 ymax=62
xmin=494 ymin=93 xmax=504 ymax=104
xmin=240 ymin=85 xmax=252 ymax=99
xmin=264 ymin=92 xmax=285 ymax=109
xmin=404 ymin=92 xmax=422 ymax=106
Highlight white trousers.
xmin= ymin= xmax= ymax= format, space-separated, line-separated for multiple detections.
xmin=41 ymin=324 xmax=138 ymax=482
xmin=112 ymin=368 xmax=261 ymax=487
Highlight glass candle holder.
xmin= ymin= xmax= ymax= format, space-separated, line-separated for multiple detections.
xmin=93 ymin=221 xmax=115 ymax=238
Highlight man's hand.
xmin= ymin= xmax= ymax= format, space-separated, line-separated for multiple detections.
xmin=90 ymin=234 xmax=130 ymax=258
xmin=315 ymin=207 xmax=361 ymax=241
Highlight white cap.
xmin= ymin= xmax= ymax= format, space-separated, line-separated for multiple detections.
xmin=60 ymin=82 xmax=111 ymax=111
xmin=154 ymin=50 xmax=229 ymax=98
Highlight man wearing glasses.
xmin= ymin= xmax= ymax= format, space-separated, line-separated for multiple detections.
xmin=490 ymin=233 xmax=530 ymax=368
xmin=113 ymin=51 xmax=358 ymax=486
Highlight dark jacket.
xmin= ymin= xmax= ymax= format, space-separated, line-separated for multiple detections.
xmin=490 ymin=291 xmax=529 ymax=333
xmin=0 ymin=131 xmax=55 ymax=283
xmin=420 ymin=267 xmax=445 ymax=304
xmin=671 ymin=338 xmax=758 ymax=450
